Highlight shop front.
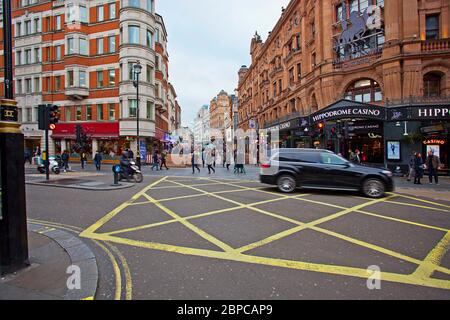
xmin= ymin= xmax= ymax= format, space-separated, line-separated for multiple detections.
xmin=265 ymin=117 xmax=311 ymax=151
xmin=308 ymin=99 xmax=386 ymax=165
xmin=386 ymin=105 xmax=449 ymax=174
xmin=51 ymin=122 xmax=121 ymax=159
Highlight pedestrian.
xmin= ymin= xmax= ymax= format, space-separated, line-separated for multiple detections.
xmin=160 ymin=150 xmax=169 ymax=170
xmin=425 ymin=150 xmax=441 ymax=185
xmin=24 ymin=149 xmax=32 ymax=165
xmin=94 ymin=151 xmax=103 ymax=171
xmin=414 ymin=153 xmax=424 ymax=185
xmin=80 ymin=151 xmax=87 ymax=170
xmin=202 ymin=148 xmax=206 ymax=168
xmin=61 ymin=150 xmax=70 ymax=172
xmin=206 ymin=148 xmax=215 ymax=174
xmin=35 ymin=146 xmax=41 ymax=157
xmin=234 ymin=149 xmax=246 ymax=174
xmin=151 ymin=150 xmax=160 ymax=171
xmin=351 ymin=149 xmax=361 ymax=164
xmin=407 ymin=151 xmax=417 ymax=182
xmin=191 ymin=150 xmax=201 ymax=174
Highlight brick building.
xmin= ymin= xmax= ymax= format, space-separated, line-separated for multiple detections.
xmin=237 ymin=0 xmax=450 ymax=172
xmin=209 ymin=90 xmax=232 ymax=141
xmin=0 ymin=0 xmax=181 ymax=159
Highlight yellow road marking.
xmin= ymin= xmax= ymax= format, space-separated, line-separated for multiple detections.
xmin=29 ymin=220 xmax=127 ymax=300
xmin=80 ymin=177 xmax=450 ymax=291
xmin=384 ymin=200 xmax=450 ymax=213
xmin=82 ymin=296 xmax=94 ymax=300
xmin=80 ymin=177 xmax=168 ymax=237
xmin=355 ymin=210 xmax=449 ymax=232
xmin=236 ymin=195 xmax=396 ymax=254
xmin=105 ymin=193 xmax=309 ymax=236
xmin=107 ymin=243 xmax=133 ymax=300
xmin=389 ymin=193 xmax=450 ymax=209
xmin=291 ymin=196 xmax=449 ymax=232
xmin=84 ymin=232 xmax=450 ymax=290
xmin=141 ymin=192 xmax=235 ymax=252
xmin=92 ymin=239 xmax=122 ymax=300
xmin=413 ymin=231 xmax=450 ymax=279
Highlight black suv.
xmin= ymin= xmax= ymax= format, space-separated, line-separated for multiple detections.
xmin=260 ymin=149 xmax=394 ymax=198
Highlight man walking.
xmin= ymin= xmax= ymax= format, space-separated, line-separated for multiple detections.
xmin=407 ymin=151 xmax=416 ymax=182
xmin=80 ymin=151 xmax=87 ymax=170
xmin=61 ymin=150 xmax=70 ymax=172
xmin=160 ymin=150 xmax=169 ymax=170
xmin=425 ymin=150 xmax=441 ymax=185
xmin=206 ymin=148 xmax=215 ymax=174
xmin=94 ymin=151 xmax=103 ymax=171
xmin=151 ymin=150 xmax=160 ymax=171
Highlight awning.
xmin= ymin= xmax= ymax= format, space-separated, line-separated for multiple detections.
xmin=51 ymin=122 xmax=119 ymax=139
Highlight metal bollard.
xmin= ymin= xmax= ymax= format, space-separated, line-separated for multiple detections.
xmin=112 ymin=165 xmax=121 ymax=186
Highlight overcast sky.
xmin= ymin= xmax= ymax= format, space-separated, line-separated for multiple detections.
xmin=157 ymin=0 xmax=291 ymax=127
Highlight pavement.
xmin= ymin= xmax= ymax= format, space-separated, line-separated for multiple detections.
xmin=16 ymin=162 xmax=450 ymax=299
xmin=0 ymin=223 xmax=98 ymax=300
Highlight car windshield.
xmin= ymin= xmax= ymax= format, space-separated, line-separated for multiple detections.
xmin=321 ymin=153 xmax=349 ymax=165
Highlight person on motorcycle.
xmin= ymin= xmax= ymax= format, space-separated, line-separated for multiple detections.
xmin=120 ymin=151 xmax=131 ymax=180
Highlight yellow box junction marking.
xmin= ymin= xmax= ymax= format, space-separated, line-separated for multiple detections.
xmin=80 ymin=176 xmax=450 ymax=290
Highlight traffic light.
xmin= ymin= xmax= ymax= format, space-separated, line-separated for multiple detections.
xmin=38 ymin=104 xmax=59 ymax=130
xmin=38 ymin=104 xmax=47 ymax=130
xmin=48 ymin=105 xmax=59 ymax=127
xmin=76 ymin=125 xmax=82 ymax=144
xmin=317 ymin=122 xmax=325 ymax=136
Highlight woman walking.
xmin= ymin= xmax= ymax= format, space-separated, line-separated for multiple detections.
xmin=206 ymin=148 xmax=215 ymax=174
xmin=414 ymin=153 xmax=424 ymax=185
xmin=191 ymin=149 xmax=201 ymax=174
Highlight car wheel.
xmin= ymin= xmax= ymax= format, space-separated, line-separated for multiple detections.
xmin=362 ymin=178 xmax=385 ymax=198
xmin=277 ymin=175 xmax=296 ymax=193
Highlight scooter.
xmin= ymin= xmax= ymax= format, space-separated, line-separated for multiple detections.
xmin=37 ymin=156 xmax=61 ymax=175
xmin=118 ymin=160 xmax=143 ymax=183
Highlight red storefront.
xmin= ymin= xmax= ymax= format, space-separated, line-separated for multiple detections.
xmin=52 ymin=122 xmax=123 ymax=157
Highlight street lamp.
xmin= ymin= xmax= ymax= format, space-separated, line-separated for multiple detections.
xmin=133 ymin=61 xmax=142 ymax=168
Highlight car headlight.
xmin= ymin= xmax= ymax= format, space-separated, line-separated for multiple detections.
xmin=382 ymin=170 xmax=393 ymax=177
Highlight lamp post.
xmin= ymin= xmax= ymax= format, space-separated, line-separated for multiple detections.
xmin=1 ymin=0 xmax=29 ymax=276
xmin=133 ymin=61 xmax=142 ymax=168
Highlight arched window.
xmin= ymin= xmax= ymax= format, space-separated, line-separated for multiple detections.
xmin=344 ymin=79 xmax=382 ymax=103
xmin=310 ymin=94 xmax=318 ymax=113
xmin=423 ymin=72 xmax=442 ymax=97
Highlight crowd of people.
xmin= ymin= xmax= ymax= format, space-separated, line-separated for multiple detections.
xmin=190 ymin=146 xmax=246 ymax=175
xmin=407 ymin=150 xmax=442 ymax=185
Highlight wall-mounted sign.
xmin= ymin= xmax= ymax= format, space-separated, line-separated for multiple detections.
xmin=267 ymin=119 xmax=298 ymax=132
xmin=387 ymin=140 xmax=401 ymax=161
xmin=420 ymin=124 xmax=445 ymax=134
xmin=411 ymin=107 xmax=449 ymax=120
xmin=387 ymin=108 xmax=408 ymax=121
xmin=0 ymin=104 xmax=18 ymax=122
xmin=423 ymin=139 xmax=446 ymax=146
xmin=311 ymin=106 xmax=385 ymax=123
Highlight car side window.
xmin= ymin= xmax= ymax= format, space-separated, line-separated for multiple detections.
xmin=321 ymin=153 xmax=348 ymax=165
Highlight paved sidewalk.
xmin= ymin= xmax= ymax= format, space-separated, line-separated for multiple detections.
xmin=0 ymin=224 xmax=98 ymax=300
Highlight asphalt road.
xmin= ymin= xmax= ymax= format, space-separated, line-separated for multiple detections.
xmin=25 ymin=166 xmax=450 ymax=299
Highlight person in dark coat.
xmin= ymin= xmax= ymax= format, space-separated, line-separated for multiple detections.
xmin=160 ymin=150 xmax=169 ymax=170
xmin=61 ymin=150 xmax=70 ymax=172
xmin=80 ymin=151 xmax=88 ymax=170
xmin=414 ymin=153 xmax=424 ymax=185
xmin=94 ymin=151 xmax=103 ymax=171
xmin=24 ymin=149 xmax=32 ymax=164
xmin=151 ymin=150 xmax=160 ymax=171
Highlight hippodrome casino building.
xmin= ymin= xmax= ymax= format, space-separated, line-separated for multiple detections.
xmin=237 ymin=0 xmax=450 ymax=174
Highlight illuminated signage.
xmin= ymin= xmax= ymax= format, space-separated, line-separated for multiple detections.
xmin=423 ymin=139 xmax=446 ymax=145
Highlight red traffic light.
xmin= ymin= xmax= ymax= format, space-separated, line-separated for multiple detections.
xmin=318 ymin=122 xmax=324 ymax=129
